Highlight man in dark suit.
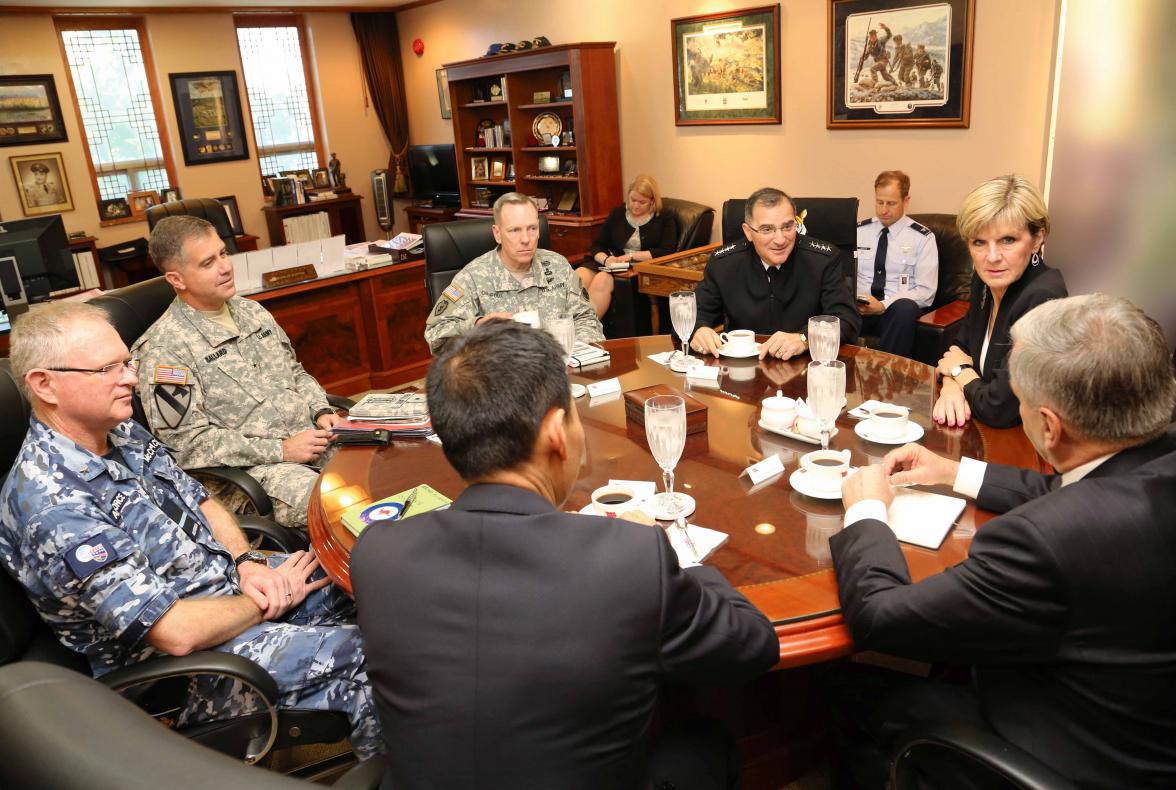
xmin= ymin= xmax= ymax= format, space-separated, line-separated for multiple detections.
xmin=690 ymin=187 xmax=860 ymax=360
xmin=351 ymin=320 xmax=779 ymax=790
xmin=830 ymin=293 xmax=1176 ymax=788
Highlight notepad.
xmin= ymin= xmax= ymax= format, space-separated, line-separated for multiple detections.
xmin=340 ymin=484 xmax=452 ymax=536
xmin=666 ymin=523 xmax=728 ymax=566
xmin=887 ymin=488 xmax=968 ymax=550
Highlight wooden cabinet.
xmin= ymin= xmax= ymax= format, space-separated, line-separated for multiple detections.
xmin=404 ymin=205 xmax=458 ymax=235
xmin=444 ymin=43 xmax=621 ymax=262
xmin=261 ymin=193 xmax=365 ymax=247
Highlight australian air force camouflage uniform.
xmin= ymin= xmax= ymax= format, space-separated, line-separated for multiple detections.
xmin=423 ymin=247 xmax=603 ymax=354
xmin=0 ymin=418 xmax=382 ymax=759
xmin=132 ymin=296 xmax=333 ymax=530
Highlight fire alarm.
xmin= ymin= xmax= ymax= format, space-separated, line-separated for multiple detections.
xmin=412 ymin=38 xmax=424 ymax=56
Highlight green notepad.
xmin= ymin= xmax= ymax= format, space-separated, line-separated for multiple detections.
xmin=340 ymin=484 xmax=452 ymax=536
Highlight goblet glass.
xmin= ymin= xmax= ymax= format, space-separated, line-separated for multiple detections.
xmin=669 ymin=291 xmax=701 ymax=370
xmin=808 ymin=315 xmax=840 ymax=364
xmin=645 ymin=394 xmax=688 ymax=516
xmin=807 ymin=360 xmax=846 ymax=450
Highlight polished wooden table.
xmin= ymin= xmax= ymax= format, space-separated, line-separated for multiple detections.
xmin=310 ymin=336 xmax=1042 ymax=668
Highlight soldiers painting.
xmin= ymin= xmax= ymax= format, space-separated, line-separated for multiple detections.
xmin=842 ymin=3 xmax=954 ymax=111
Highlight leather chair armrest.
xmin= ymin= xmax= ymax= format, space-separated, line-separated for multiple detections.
xmin=892 ymin=721 xmax=1076 ymax=790
xmin=99 ymin=651 xmax=280 ymax=703
xmin=327 ymin=393 xmax=356 ymax=412
xmin=238 ymin=515 xmax=309 ymax=553
xmin=189 ymin=467 xmax=273 ymax=518
xmin=331 ymin=755 xmax=387 ymax=790
xmin=917 ymin=300 xmax=969 ymax=329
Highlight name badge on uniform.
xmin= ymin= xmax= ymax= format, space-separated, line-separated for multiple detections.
xmin=900 ymin=274 xmax=910 ymax=288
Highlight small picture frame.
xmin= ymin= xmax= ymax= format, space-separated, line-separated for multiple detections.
xmin=490 ymin=159 xmax=506 ymax=180
xmin=470 ymin=156 xmax=489 ymax=181
xmin=436 ymin=68 xmax=451 ymax=119
xmin=532 ymin=90 xmax=551 ymax=104
xmin=537 ymin=156 xmax=560 ymax=174
xmin=9 ymin=151 xmax=74 ymax=216
xmin=160 ymin=186 xmax=182 ymax=204
xmin=281 ymin=169 xmax=311 ymax=183
xmin=557 ymin=188 xmax=578 ymax=212
xmin=311 ymin=168 xmax=330 ymax=188
xmin=261 ymin=173 xmax=275 ymax=197
xmin=214 ymin=194 xmax=244 ymax=235
xmin=127 ymin=189 xmax=160 ymax=219
xmin=99 ymin=197 xmax=131 ymax=221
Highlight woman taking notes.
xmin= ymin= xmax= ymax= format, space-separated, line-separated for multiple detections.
xmin=578 ymin=174 xmax=678 ymax=318
xmin=934 ymin=175 xmax=1068 ymax=428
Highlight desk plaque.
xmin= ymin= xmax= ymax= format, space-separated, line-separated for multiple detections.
xmin=262 ymin=264 xmax=319 ymax=288
xmin=623 ymin=384 xmax=708 ymax=435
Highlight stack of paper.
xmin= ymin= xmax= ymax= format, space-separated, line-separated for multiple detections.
xmin=333 ymin=392 xmax=432 ymax=437
xmin=569 ymin=341 xmax=610 ymax=369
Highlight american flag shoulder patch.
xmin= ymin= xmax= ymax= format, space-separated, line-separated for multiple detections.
xmin=443 ymin=284 xmax=463 ymax=302
xmin=154 ymin=365 xmax=190 ymax=386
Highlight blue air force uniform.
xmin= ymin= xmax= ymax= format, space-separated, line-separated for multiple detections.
xmin=0 ymin=417 xmax=383 ymax=759
xmin=855 ymin=215 xmax=938 ymax=358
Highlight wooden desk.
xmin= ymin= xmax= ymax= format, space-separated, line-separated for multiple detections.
xmin=309 ymin=337 xmax=1042 ymax=666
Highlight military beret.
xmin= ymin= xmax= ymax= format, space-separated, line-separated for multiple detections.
xmin=30 ymin=163 xmax=50 ymax=174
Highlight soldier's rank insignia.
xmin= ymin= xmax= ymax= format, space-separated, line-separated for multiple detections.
xmin=154 ymin=384 xmax=192 ymax=429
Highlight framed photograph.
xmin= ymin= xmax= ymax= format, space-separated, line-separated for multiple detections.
xmin=311 ymin=168 xmax=330 ymax=188
xmin=557 ymin=188 xmax=578 ymax=212
xmin=214 ymin=195 xmax=244 ymax=236
xmin=262 ymin=174 xmax=275 ymax=197
xmin=160 ymin=186 xmax=182 ymax=204
xmin=127 ymin=190 xmax=160 ymax=219
xmin=828 ymin=0 xmax=975 ymax=129
xmin=489 ymin=159 xmax=506 ymax=181
xmin=281 ymin=169 xmax=311 ymax=183
xmin=168 ymin=71 xmax=250 ymax=165
xmin=470 ymin=156 xmax=488 ymax=181
xmin=0 ymin=75 xmax=69 ymax=148
xmin=9 ymin=151 xmax=73 ymax=216
xmin=99 ymin=197 xmax=131 ymax=221
xmin=436 ymin=68 xmax=451 ymax=120
xmin=671 ymin=5 xmax=781 ymax=126
xmin=271 ymin=176 xmax=297 ymax=208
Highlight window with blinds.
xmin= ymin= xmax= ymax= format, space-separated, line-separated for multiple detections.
xmin=58 ymin=23 xmax=175 ymax=204
xmin=235 ymin=19 xmax=323 ymax=177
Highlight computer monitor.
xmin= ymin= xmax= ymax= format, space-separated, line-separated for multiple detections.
xmin=407 ymin=144 xmax=460 ymax=207
xmin=0 ymin=214 xmax=76 ymax=314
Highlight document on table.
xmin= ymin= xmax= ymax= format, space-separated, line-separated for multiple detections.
xmin=887 ymin=488 xmax=968 ymax=550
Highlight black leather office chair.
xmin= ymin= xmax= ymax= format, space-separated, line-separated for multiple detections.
xmin=146 ymin=197 xmax=240 ymax=254
xmin=423 ymin=215 xmax=551 ymax=306
xmin=722 ymin=196 xmax=860 ymax=283
xmin=906 ymin=212 xmax=973 ymax=365
xmin=661 ymin=197 xmax=715 ymax=251
xmin=0 ymin=359 xmax=344 ymax=763
xmin=891 ymin=722 xmax=1077 ymax=790
xmin=0 ymin=662 xmax=382 ymax=789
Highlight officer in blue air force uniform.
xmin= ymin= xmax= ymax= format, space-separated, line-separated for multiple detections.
xmin=855 ymin=170 xmax=938 ymax=359
xmin=0 ymin=302 xmax=383 ymax=760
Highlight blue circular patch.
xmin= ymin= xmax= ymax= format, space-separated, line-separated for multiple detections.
xmin=360 ymin=501 xmax=404 ymax=524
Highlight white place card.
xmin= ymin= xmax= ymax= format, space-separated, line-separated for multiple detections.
xmin=647 ymin=351 xmax=675 ymax=365
xmin=586 ymin=377 xmax=621 ymax=397
xmin=320 ymin=234 xmax=347 ymax=272
xmin=744 ymin=454 xmax=785 ymax=485
xmin=608 ymin=479 xmax=658 ymax=499
xmin=686 ymin=365 xmax=720 ymax=381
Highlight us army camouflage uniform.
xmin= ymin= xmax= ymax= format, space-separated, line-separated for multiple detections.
xmin=423 ymin=247 xmax=603 ymax=355
xmin=132 ymin=296 xmax=334 ymax=530
xmin=0 ymin=418 xmax=383 ymax=759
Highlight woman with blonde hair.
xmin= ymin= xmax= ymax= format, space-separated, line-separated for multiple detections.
xmin=933 ymin=174 xmax=1067 ymax=428
xmin=579 ymin=174 xmax=678 ymax=318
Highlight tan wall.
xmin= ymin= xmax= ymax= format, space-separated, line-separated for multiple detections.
xmin=0 ymin=12 xmax=390 ymax=252
xmin=397 ymin=0 xmax=1058 ymax=232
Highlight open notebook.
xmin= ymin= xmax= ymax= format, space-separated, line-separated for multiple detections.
xmin=887 ymin=488 xmax=968 ymax=550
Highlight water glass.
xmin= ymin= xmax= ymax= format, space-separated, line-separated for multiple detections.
xmin=669 ymin=291 xmax=700 ymax=369
xmin=645 ymin=395 xmax=688 ymax=516
xmin=545 ymin=313 xmax=576 ymax=362
xmin=807 ymin=360 xmax=846 ymax=450
xmin=808 ymin=315 xmax=840 ymax=363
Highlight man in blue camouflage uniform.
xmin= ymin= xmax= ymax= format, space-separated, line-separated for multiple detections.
xmin=0 ymin=301 xmax=382 ymax=760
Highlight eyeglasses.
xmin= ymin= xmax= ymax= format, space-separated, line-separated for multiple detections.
xmin=748 ymin=221 xmax=797 ymax=237
xmin=47 ymin=358 xmax=140 ymax=378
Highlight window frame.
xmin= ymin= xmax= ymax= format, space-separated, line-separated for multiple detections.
xmin=234 ymin=13 xmax=326 ymax=186
xmin=54 ymin=15 xmax=179 ymax=227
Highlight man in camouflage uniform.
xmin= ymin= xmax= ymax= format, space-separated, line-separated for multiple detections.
xmin=133 ymin=216 xmax=338 ymax=530
xmin=914 ymin=44 xmax=933 ymax=88
xmin=0 ymin=302 xmax=382 ymax=760
xmin=423 ymin=192 xmax=603 ymax=355
xmin=863 ymin=23 xmax=897 ymax=87
xmin=893 ymin=35 xmax=915 ymax=85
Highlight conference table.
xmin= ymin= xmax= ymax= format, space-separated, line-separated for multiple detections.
xmin=309 ymin=336 xmax=1043 ymax=669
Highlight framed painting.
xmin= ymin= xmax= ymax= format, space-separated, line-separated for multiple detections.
xmin=0 ymin=75 xmax=68 ymax=148
xmin=127 ymin=189 xmax=160 ymax=219
xmin=215 ymin=195 xmax=244 ymax=236
xmin=436 ymin=68 xmax=451 ymax=120
xmin=169 ymin=71 xmax=250 ymax=165
xmin=9 ymin=151 xmax=73 ymax=216
xmin=828 ymin=0 xmax=975 ymax=128
xmin=671 ymin=5 xmax=781 ymax=126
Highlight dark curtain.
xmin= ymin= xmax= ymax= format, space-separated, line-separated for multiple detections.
xmin=351 ymin=12 xmax=411 ymax=195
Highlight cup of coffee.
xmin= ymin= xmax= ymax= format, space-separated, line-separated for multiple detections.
xmin=718 ymin=329 xmax=756 ymax=354
xmin=868 ymin=404 xmax=910 ymax=439
xmin=590 ymin=485 xmax=639 ymax=518
xmin=760 ymin=389 xmax=797 ymax=429
xmin=799 ymin=449 xmax=852 ymax=485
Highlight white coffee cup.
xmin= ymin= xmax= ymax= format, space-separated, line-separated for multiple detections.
xmin=760 ymin=390 xmax=797 ymax=429
xmin=590 ymin=485 xmax=639 ymax=518
xmin=868 ymin=404 xmax=910 ymax=439
xmin=719 ymin=329 xmax=756 ymax=354
xmin=799 ymin=449 xmax=852 ymax=485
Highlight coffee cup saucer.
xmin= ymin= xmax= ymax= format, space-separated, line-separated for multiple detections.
xmin=789 ymin=466 xmax=857 ymax=500
xmin=854 ymin=420 xmax=925 ymax=445
xmin=758 ymin=419 xmax=837 ymax=446
xmin=570 ymin=383 xmax=587 ymax=398
xmin=719 ymin=343 xmax=760 ymax=359
xmin=577 ymin=493 xmax=695 ymax=522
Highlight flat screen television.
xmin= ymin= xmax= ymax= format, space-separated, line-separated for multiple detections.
xmin=407 ymin=144 xmax=460 ymax=207
xmin=0 ymin=214 xmax=76 ymax=312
